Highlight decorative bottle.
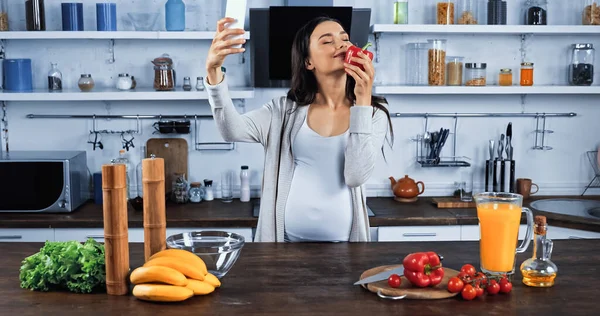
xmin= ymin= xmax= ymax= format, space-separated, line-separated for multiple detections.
xmin=165 ymin=0 xmax=185 ymax=31
xmin=520 ymin=215 xmax=558 ymax=287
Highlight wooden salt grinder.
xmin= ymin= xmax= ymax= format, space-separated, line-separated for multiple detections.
xmin=102 ymin=163 xmax=130 ymax=295
xmin=143 ymin=156 xmax=167 ymax=262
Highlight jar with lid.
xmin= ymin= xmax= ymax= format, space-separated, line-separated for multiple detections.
xmin=152 ymin=53 xmax=175 ymax=91
xmin=524 ymin=0 xmax=547 ymax=25
xmin=458 ymin=0 xmax=478 ymax=24
xmin=182 ymin=76 xmax=192 ymax=91
xmin=406 ymin=43 xmax=429 ymax=86
xmin=499 ymin=68 xmax=513 ymax=86
xmin=116 ymin=73 xmax=133 ymax=90
xmin=436 ymin=0 xmax=455 ymax=24
xmin=26 ymin=0 xmax=45 ymax=31
xmin=0 ymin=0 xmax=9 ymax=31
xmin=520 ymin=62 xmax=534 ymax=86
xmin=48 ymin=62 xmax=62 ymax=91
xmin=394 ymin=1 xmax=409 ymax=24
xmin=130 ymin=76 xmax=137 ymax=89
xmin=570 ymin=43 xmax=595 ymax=86
xmin=446 ymin=56 xmax=464 ymax=86
xmin=583 ymin=0 xmax=600 ymax=25
xmin=487 ymin=0 xmax=507 ymax=25
xmin=465 ymin=63 xmax=487 ymax=86
xmin=427 ymin=39 xmax=447 ymax=86
xmin=188 ymin=182 xmax=204 ymax=203
xmin=196 ymin=76 xmax=205 ymax=91
xmin=203 ymin=179 xmax=214 ymax=201
xmin=78 ymin=74 xmax=95 ymax=92
xmin=171 ymin=173 xmax=189 ymax=204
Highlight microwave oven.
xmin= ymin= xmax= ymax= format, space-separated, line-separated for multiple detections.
xmin=0 ymin=151 xmax=90 ymax=213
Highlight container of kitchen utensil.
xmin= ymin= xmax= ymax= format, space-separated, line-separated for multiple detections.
xmin=569 ymin=43 xmax=594 ymax=86
xmin=142 ymin=156 xmax=166 ymax=262
xmin=436 ymin=0 xmax=455 ymax=24
xmin=152 ymin=53 xmax=175 ymax=91
xmin=406 ymin=42 xmax=429 ymax=86
xmin=446 ymin=56 xmax=464 ymax=86
xmin=96 ymin=2 xmax=117 ymax=31
xmin=3 ymin=59 xmax=33 ymax=92
xmin=524 ymin=0 xmax=547 ymax=25
xmin=61 ymin=3 xmax=84 ymax=31
xmin=465 ymin=63 xmax=487 ymax=86
xmin=427 ymin=39 xmax=447 ymax=86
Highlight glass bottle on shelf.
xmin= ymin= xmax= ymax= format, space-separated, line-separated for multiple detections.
xmin=582 ymin=0 xmax=600 ymax=25
xmin=520 ymin=215 xmax=558 ymax=287
xmin=570 ymin=43 xmax=595 ymax=86
xmin=520 ymin=62 xmax=534 ymax=86
xmin=25 ymin=0 xmax=46 ymax=31
xmin=171 ymin=173 xmax=189 ymax=204
xmin=165 ymin=0 xmax=185 ymax=31
xmin=188 ymin=182 xmax=204 ymax=203
xmin=47 ymin=63 xmax=62 ymax=92
xmin=524 ymin=0 xmax=547 ymax=25
xmin=0 ymin=0 xmax=9 ymax=31
xmin=394 ymin=1 xmax=409 ymax=24
xmin=458 ymin=0 xmax=478 ymax=24
xmin=436 ymin=0 xmax=455 ymax=24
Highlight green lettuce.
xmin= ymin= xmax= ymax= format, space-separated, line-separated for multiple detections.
xmin=19 ymin=238 xmax=106 ymax=293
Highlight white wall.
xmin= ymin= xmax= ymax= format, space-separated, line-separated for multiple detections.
xmin=3 ymin=0 xmax=599 ymax=197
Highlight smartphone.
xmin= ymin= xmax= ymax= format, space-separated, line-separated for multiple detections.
xmin=224 ymin=0 xmax=247 ymax=48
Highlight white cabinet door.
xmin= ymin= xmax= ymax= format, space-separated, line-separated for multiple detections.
xmin=547 ymin=226 xmax=600 ymax=240
xmin=0 ymin=228 xmax=54 ymax=242
xmin=54 ymin=228 xmax=145 ymax=243
xmin=378 ymin=226 xmax=461 ymax=242
xmin=461 ymin=225 xmax=529 ymax=241
xmin=165 ymin=228 xmax=254 ymax=243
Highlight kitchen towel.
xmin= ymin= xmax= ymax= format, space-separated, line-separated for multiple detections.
xmin=96 ymin=2 xmax=117 ymax=31
xmin=3 ymin=59 xmax=33 ymax=92
xmin=61 ymin=3 xmax=84 ymax=31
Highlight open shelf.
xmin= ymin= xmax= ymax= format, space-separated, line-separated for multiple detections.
xmin=0 ymin=88 xmax=255 ymax=101
xmin=373 ymin=85 xmax=600 ymax=95
xmin=371 ymin=24 xmax=600 ymax=35
xmin=0 ymin=31 xmax=250 ymax=40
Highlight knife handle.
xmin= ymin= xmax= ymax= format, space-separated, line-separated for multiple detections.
xmin=500 ymin=160 xmax=506 ymax=192
xmin=493 ymin=160 xmax=499 ymax=192
xmin=509 ymin=160 xmax=516 ymax=193
xmin=485 ymin=161 xmax=490 ymax=191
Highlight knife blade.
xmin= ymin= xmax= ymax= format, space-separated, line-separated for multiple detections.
xmin=506 ymin=123 xmax=513 ymax=161
xmin=354 ymin=266 xmax=405 ymax=286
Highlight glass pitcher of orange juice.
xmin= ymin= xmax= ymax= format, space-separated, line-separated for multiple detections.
xmin=474 ymin=192 xmax=534 ymax=276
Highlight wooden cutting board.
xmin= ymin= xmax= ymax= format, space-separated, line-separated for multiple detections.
xmin=359 ymin=265 xmax=460 ymax=300
xmin=432 ymin=197 xmax=476 ymax=208
xmin=146 ymin=138 xmax=188 ymax=194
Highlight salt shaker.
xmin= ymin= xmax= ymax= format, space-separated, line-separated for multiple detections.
xmin=203 ymin=179 xmax=214 ymax=201
xmin=196 ymin=76 xmax=205 ymax=91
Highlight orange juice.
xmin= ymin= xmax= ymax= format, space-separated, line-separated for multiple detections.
xmin=478 ymin=202 xmax=522 ymax=273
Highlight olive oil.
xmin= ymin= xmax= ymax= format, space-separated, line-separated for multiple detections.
xmin=520 ymin=216 xmax=558 ymax=287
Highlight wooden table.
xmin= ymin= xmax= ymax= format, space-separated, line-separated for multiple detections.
xmin=2 ymin=241 xmax=597 ymax=315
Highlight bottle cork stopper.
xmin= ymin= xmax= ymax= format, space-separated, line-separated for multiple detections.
xmin=534 ymin=215 xmax=547 ymax=235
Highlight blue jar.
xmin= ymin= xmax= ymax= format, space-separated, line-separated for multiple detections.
xmin=3 ymin=59 xmax=33 ymax=92
xmin=62 ymin=3 xmax=84 ymax=31
xmin=96 ymin=2 xmax=117 ymax=31
xmin=165 ymin=0 xmax=185 ymax=31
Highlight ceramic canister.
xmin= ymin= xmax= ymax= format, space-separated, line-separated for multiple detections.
xmin=3 ymin=59 xmax=33 ymax=91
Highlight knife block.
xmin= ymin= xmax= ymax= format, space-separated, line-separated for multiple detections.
xmin=485 ymin=159 xmax=515 ymax=193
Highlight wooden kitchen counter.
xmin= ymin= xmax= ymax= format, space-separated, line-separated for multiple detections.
xmin=1 ymin=196 xmax=599 ymax=232
xmin=2 ymin=241 xmax=598 ymax=315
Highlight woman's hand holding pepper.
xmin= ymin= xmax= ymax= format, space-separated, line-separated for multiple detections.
xmin=344 ymin=50 xmax=374 ymax=106
xmin=205 ymin=17 xmax=246 ymax=85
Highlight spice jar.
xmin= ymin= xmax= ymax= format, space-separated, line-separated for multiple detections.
xmin=524 ymin=0 xmax=547 ymax=25
xmin=196 ymin=76 xmax=205 ymax=91
xmin=0 ymin=0 xmax=9 ymax=31
xmin=188 ymin=182 xmax=204 ymax=203
xmin=499 ymin=68 xmax=513 ymax=86
xmin=183 ymin=76 xmax=192 ymax=91
xmin=583 ymin=0 xmax=600 ymax=25
xmin=570 ymin=43 xmax=595 ymax=86
xmin=171 ymin=173 xmax=189 ymax=204
xmin=427 ymin=39 xmax=447 ymax=86
xmin=394 ymin=0 xmax=409 ymax=24
xmin=487 ymin=0 xmax=507 ymax=25
xmin=47 ymin=62 xmax=62 ymax=91
xmin=520 ymin=62 xmax=534 ymax=86
xmin=465 ymin=63 xmax=487 ymax=86
xmin=116 ymin=73 xmax=133 ymax=90
xmin=203 ymin=179 xmax=214 ymax=201
xmin=436 ymin=0 xmax=455 ymax=24
xmin=78 ymin=74 xmax=95 ymax=92
xmin=446 ymin=56 xmax=464 ymax=86
xmin=458 ymin=0 xmax=478 ymax=24
xmin=130 ymin=76 xmax=137 ymax=89
xmin=152 ymin=53 xmax=175 ymax=91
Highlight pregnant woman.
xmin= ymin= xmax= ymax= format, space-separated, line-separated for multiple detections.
xmin=204 ymin=16 xmax=393 ymax=242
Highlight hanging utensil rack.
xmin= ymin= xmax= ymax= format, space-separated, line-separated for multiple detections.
xmin=390 ymin=111 xmax=576 ymax=168
xmin=26 ymin=113 xmax=235 ymax=151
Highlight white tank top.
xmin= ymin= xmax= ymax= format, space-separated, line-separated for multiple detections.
xmin=284 ymin=115 xmax=353 ymax=242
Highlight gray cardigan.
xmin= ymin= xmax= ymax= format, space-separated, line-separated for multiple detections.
xmin=205 ymin=76 xmax=389 ymax=242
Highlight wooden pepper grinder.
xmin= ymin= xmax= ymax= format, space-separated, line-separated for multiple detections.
xmin=143 ymin=155 xmax=167 ymax=262
xmin=102 ymin=163 xmax=130 ymax=295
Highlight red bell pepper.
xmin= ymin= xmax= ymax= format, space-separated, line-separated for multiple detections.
xmin=344 ymin=42 xmax=374 ymax=71
xmin=402 ymin=251 xmax=445 ymax=288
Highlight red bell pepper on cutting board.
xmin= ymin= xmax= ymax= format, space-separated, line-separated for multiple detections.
xmin=402 ymin=251 xmax=445 ymax=287
xmin=344 ymin=42 xmax=374 ymax=71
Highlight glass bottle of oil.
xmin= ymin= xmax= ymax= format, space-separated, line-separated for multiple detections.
xmin=520 ymin=215 xmax=558 ymax=287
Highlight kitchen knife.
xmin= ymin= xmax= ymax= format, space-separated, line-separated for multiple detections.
xmin=486 ymin=140 xmax=494 ymax=191
xmin=506 ymin=123 xmax=513 ymax=160
xmin=354 ymin=266 xmax=405 ymax=286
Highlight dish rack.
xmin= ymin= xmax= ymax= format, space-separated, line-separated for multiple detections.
xmin=414 ymin=134 xmax=470 ymax=167
xmin=582 ymin=150 xmax=600 ymax=195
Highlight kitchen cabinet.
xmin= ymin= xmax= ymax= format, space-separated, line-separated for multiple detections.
xmin=461 ymin=225 xmax=530 ymax=241
xmin=0 ymin=228 xmax=54 ymax=242
xmin=378 ymin=226 xmax=461 ymax=242
xmin=547 ymin=226 xmax=600 ymax=240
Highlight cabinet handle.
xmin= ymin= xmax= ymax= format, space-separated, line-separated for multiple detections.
xmin=402 ymin=233 xmax=437 ymax=237
xmin=86 ymin=235 xmax=105 ymax=239
xmin=0 ymin=235 xmax=23 ymax=240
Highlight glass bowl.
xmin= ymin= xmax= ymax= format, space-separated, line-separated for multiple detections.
xmin=127 ymin=12 xmax=160 ymax=31
xmin=166 ymin=231 xmax=245 ymax=279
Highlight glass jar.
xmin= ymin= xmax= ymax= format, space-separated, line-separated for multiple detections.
xmin=0 ymin=0 xmax=9 ymax=31
xmin=524 ymin=0 xmax=547 ymax=25
xmin=487 ymin=0 xmax=507 ymax=25
xmin=436 ymin=0 xmax=455 ymax=24
xmin=406 ymin=43 xmax=429 ymax=86
xmin=116 ymin=73 xmax=133 ymax=90
xmin=47 ymin=62 xmax=62 ymax=91
xmin=446 ymin=56 xmax=464 ymax=86
xmin=78 ymin=74 xmax=95 ymax=92
xmin=499 ymin=68 xmax=513 ymax=86
xmin=25 ymin=0 xmax=45 ymax=31
xmin=458 ymin=0 xmax=479 ymax=24
xmin=427 ymin=39 xmax=447 ymax=86
xmin=394 ymin=1 xmax=409 ymax=24
xmin=171 ymin=173 xmax=189 ymax=204
xmin=152 ymin=53 xmax=175 ymax=91
xmin=188 ymin=182 xmax=204 ymax=203
xmin=570 ymin=43 xmax=595 ymax=86
xmin=183 ymin=76 xmax=192 ymax=91
xmin=196 ymin=76 xmax=205 ymax=90
xmin=465 ymin=63 xmax=487 ymax=86
xmin=131 ymin=76 xmax=137 ymax=89
xmin=583 ymin=0 xmax=600 ymax=25
xmin=520 ymin=62 xmax=534 ymax=86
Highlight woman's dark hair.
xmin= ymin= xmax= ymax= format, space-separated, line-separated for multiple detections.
xmin=286 ymin=16 xmax=394 ymax=148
